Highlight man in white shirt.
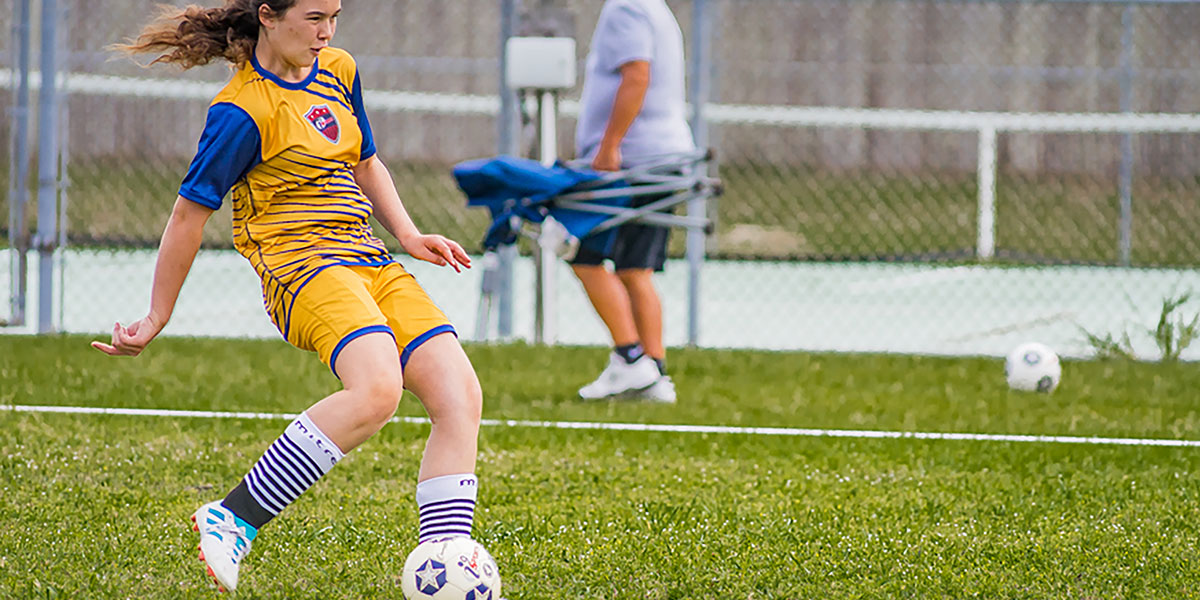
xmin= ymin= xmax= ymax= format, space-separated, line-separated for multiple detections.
xmin=570 ymin=0 xmax=695 ymax=404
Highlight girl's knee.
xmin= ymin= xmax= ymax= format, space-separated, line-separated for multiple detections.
xmin=463 ymin=375 xmax=483 ymax=421
xmin=430 ymin=375 xmax=483 ymax=427
xmin=451 ymin=374 xmax=483 ymax=424
xmin=355 ymin=371 xmax=404 ymax=425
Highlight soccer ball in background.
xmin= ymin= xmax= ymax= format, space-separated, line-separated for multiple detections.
xmin=401 ymin=537 xmax=502 ymax=600
xmin=1004 ymin=342 xmax=1062 ymax=393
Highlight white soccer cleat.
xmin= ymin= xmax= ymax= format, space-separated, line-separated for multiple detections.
xmin=640 ymin=375 xmax=677 ymax=404
xmin=191 ymin=501 xmax=256 ymax=593
xmin=578 ymin=352 xmax=660 ymax=399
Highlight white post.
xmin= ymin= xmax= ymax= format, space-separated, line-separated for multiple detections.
xmin=976 ymin=126 xmax=997 ymax=261
xmin=539 ymin=91 xmax=557 ymax=168
xmin=535 ymin=91 xmax=558 ymax=345
xmin=505 ymin=36 xmax=575 ymax=346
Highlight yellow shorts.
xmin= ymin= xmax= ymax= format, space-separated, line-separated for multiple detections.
xmin=276 ymin=262 xmax=454 ymax=376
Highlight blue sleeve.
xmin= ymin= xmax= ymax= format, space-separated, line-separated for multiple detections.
xmin=596 ymin=3 xmax=654 ymax=73
xmin=178 ymin=102 xmax=262 ymax=210
xmin=351 ymin=71 xmax=376 ymax=161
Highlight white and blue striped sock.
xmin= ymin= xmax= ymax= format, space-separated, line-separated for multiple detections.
xmin=238 ymin=412 xmax=344 ymax=523
xmin=416 ymin=474 xmax=478 ymax=542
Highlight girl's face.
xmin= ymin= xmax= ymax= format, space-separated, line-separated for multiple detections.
xmin=261 ymin=0 xmax=341 ymax=68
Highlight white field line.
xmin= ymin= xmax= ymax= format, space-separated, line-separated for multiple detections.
xmin=5 ymin=404 xmax=1199 ymax=448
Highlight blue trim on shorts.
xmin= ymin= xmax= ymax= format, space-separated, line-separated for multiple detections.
xmin=400 ymin=325 xmax=457 ymax=369
xmin=330 ymin=325 xmax=396 ymax=379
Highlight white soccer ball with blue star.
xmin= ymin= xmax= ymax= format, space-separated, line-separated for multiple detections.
xmin=401 ymin=537 xmax=501 ymax=600
xmin=1004 ymin=342 xmax=1061 ymax=393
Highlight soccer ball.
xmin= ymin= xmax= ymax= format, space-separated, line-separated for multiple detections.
xmin=1004 ymin=342 xmax=1061 ymax=393
xmin=401 ymin=537 xmax=501 ymax=600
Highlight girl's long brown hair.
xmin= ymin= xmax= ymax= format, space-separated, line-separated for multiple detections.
xmin=113 ymin=0 xmax=297 ymax=68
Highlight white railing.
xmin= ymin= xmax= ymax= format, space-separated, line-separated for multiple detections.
xmin=7 ymin=69 xmax=1200 ymax=259
xmin=698 ymin=104 xmax=1200 ymax=259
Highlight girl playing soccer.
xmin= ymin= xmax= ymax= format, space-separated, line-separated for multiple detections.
xmin=96 ymin=0 xmax=482 ymax=591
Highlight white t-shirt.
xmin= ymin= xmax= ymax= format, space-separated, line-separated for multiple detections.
xmin=575 ymin=0 xmax=696 ymax=164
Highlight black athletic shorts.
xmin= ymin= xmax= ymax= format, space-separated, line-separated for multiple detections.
xmin=568 ymin=195 xmax=670 ymax=272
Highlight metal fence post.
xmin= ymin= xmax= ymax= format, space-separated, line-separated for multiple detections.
xmin=56 ymin=0 xmax=71 ymax=331
xmin=6 ymin=0 xmax=34 ymax=327
xmin=686 ymin=0 xmax=713 ymax=347
xmin=495 ymin=0 xmax=519 ymax=340
xmin=35 ymin=0 xmax=62 ymax=333
xmin=1118 ymin=3 xmax=1135 ymax=267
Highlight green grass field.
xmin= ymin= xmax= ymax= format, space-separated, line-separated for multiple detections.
xmin=2 ymin=335 xmax=1200 ymax=599
xmin=3 ymin=160 xmax=1198 ymax=266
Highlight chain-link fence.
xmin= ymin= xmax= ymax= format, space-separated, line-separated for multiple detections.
xmin=708 ymin=0 xmax=1200 ymax=266
xmin=4 ymin=0 xmax=1200 ymax=359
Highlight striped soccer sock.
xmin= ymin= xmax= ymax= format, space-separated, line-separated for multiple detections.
xmin=220 ymin=412 xmax=344 ymax=529
xmin=416 ymin=473 xmax=478 ymax=542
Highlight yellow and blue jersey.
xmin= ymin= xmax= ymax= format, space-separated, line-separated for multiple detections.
xmin=179 ymin=47 xmax=392 ymax=339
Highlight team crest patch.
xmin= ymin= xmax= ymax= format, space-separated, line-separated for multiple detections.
xmin=304 ymin=104 xmax=340 ymax=143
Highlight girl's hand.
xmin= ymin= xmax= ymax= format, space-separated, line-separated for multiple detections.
xmin=401 ymin=233 xmax=472 ymax=272
xmin=90 ymin=316 xmax=165 ymax=357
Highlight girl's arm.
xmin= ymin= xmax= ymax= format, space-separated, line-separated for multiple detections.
xmin=91 ymin=196 xmax=213 ymax=356
xmin=353 ymin=154 xmax=470 ymax=272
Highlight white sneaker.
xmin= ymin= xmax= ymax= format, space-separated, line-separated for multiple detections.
xmin=191 ymin=501 xmax=256 ymax=592
xmin=578 ymin=352 xmax=660 ymax=399
xmin=640 ymin=375 xmax=677 ymax=403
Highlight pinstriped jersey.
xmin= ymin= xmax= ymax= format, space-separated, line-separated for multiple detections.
xmin=179 ymin=47 xmax=389 ymax=326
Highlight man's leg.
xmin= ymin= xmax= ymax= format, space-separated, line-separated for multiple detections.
xmin=611 ymin=216 xmax=670 ymax=370
xmin=570 ymin=264 xmax=660 ymax=398
xmin=610 ymin=217 xmax=676 ymax=403
xmin=571 ymin=264 xmax=639 ymax=347
xmin=617 ymin=268 xmax=675 ymax=403
xmin=616 ymin=268 xmax=664 ymax=362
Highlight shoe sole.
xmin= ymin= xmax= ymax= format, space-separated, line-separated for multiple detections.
xmin=635 ymin=390 xmax=677 ymax=403
xmin=580 ymin=383 xmax=671 ymax=402
xmin=579 ymin=389 xmax=654 ymax=401
xmin=578 ymin=368 xmax=661 ymax=400
xmin=190 ymin=513 xmax=230 ymax=593
xmin=641 ymin=396 xmax=677 ymax=404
